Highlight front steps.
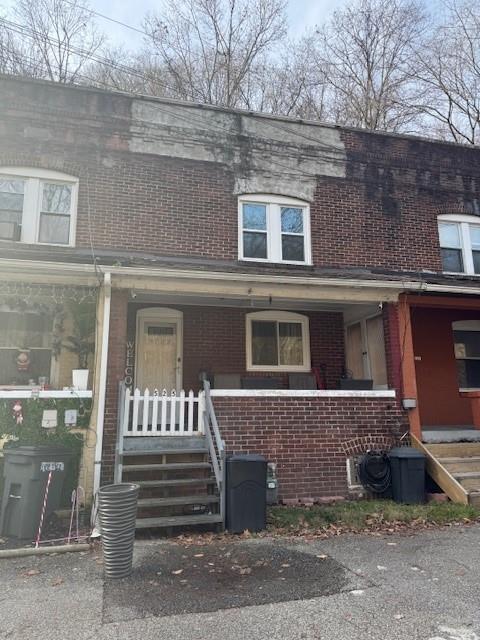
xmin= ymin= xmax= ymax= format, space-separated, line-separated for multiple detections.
xmin=413 ymin=436 xmax=480 ymax=507
xmin=119 ymin=436 xmax=223 ymax=531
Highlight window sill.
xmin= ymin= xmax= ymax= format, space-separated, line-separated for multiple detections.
xmin=238 ymin=258 xmax=313 ymax=268
xmin=0 ymin=388 xmax=92 ymax=399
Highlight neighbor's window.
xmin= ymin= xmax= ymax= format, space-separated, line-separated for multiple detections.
xmin=246 ymin=311 xmax=310 ymax=371
xmin=239 ymin=195 xmax=311 ymax=264
xmin=0 ymin=310 xmax=53 ymax=386
xmin=438 ymin=214 xmax=480 ymax=275
xmin=0 ymin=168 xmax=78 ymax=246
xmin=453 ymin=320 xmax=480 ymax=389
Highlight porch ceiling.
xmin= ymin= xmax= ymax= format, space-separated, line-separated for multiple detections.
xmin=129 ymin=291 xmax=380 ymax=315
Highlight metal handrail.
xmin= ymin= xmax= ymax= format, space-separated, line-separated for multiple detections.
xmin=203 ymin=379 xmax=226 ymax=526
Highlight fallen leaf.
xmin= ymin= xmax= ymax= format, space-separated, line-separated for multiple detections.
xmin=22 ymin=569 xmax=40 ymax=577
xmin=51 ymin=577 xmax=63 ymax=587
xmin=239 ymin=567 xmax=252 ymax=575
xmin=172 ymin=569 xmax=184 ymax=575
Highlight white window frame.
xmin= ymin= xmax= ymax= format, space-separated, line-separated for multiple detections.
xmin=452 ymin=320 xmax=480 ymax=391
xmin=238 ymin=194 xmax=312 ymax=265
xmin=438 ymin=213 xmax=480 ymax=276
xmin=0 ymin=167 xmax=78 ymax=247
xmin=246 ymin=310 xmax=311 ymax=372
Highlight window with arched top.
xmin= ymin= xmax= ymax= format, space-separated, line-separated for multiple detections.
xmin=438 ymin=214 xmax=480 ymax=275
xmin=453 ymin=320 xmax=480 ymax=389
xmin=246 ymin=310 xmax=311 ymax=372
xmin=0 ymin=167 xmax=78 ymax=246
xmin=238 ymin=194 xmax=311 ymax=265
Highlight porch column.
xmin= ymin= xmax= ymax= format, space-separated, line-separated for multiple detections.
xmin=397 ymin=295 xmax=421 ymax=439
xmin=101 ymin=288 xmax=129 ymax=484
xmin=383 ymin=302 xmax=403 ymax=400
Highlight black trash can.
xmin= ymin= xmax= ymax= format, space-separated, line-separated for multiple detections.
xmin=0 ymin=445 xmax=71 ymax=540
xmin=389 ymin=447 xmax=426 ymax=504
xmin=226 ymin=454 xmax=267 ymax=533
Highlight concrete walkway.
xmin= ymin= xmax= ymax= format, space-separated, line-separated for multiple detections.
xmin=1 ymin=525 xmax=479 ymax=640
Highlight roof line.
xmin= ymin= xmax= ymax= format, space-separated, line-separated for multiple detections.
xmin=1 ymin=72 xmax=478 ymax=153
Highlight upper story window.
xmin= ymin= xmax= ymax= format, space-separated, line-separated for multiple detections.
xmin=438 ymin=214 xmax=480 ymax=275
xmin=238 ymin=195 xmax=311 ymax=265
xmin=246 ymin=310 xmax=311 ymax=372
xmin=0 ymin=168 xmax=78 ymax=246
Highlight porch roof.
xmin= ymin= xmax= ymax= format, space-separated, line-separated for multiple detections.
xmin=3 ymin=251 xmax=480 ymax=305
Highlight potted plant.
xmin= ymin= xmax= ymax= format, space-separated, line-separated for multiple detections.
xmin=64 ymin=300 xmax=96 ymax=390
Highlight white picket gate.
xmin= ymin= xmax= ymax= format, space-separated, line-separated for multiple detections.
xmin=122 ymin=388 xmax=205 ymax=436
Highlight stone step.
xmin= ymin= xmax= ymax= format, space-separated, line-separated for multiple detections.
xmin=123 ymin=462 xmax=212 ymax=472
xmin=135 ymin=478 xmax=216 ymax=488
xmin=136 ymin=513 xmax=223 ymax=529
xmin=122 ymin=449 xmax=207 ymax=457
xmin=137 ymin=495 xmax=219 ymax=508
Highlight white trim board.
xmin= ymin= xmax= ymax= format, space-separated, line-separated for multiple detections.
xmin=210 ymin=389 xmax=396 ymax=398
xmin=0 ymin=389 xmax=93 ymax=399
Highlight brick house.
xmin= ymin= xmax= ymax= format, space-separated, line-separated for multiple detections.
xmin=2 ymin=74 xmax=480 ymax=529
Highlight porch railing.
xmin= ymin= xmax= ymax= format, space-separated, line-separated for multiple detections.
xmin=202 ymin=379 xmax=226 ymax=525
xmin=121 ymin=387 xmax=205 ymax=436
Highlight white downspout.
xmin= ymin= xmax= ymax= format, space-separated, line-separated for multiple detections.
xmin=91 ymin=272 xmax=112 ymax=530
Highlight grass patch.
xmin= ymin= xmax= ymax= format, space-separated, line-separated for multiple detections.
xmin=268 ymin=500 xmax=480 ymax=535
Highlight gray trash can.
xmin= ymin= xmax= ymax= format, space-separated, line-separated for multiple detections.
xmin=98 ymin=483 xmax=139 ymax=579
xmin=226 ymin=454 xmax=267 ymax=533
xmin=0 ymin=446 xmax=71 ymax=540
xmin=389 ymin=447 xmax=426 ymax=504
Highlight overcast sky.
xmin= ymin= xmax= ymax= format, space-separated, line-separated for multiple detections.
xmin=85 ymin=0 xmax=350 ymax=46
xmin=0 ymin=0 xmax=350 ymax=46
xmin=1 ymin=0 xmax=439 ymax=48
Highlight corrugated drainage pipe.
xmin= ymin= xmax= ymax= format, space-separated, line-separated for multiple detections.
xmin=98 ymin=483 xmax=139 ymax=579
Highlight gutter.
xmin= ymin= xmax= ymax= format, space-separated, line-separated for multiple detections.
xmin=3 ymin=256 xmax=480 ymax=296
xmin=91 ymin=272 xmax=111 ymax=527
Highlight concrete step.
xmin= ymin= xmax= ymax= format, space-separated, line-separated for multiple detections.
xmin=123 ymin=462 xmax=212 ymax=472
xmin=468 ymin=491 xmax=480 ymax=508
xmin=454 ymin=471 xmax=480 ymax=479
xmin=135 ymin=478 xmax=216 ymax=488
xmin=122 ymin=449 xmax=207 ymax=457
xmin=136 ymin=513 xmax=223 ymax=529
xmin=137 ymin=495 xmax=219 ymax=508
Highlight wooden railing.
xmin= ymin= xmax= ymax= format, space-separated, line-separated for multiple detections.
xmin=203 ymin=379 xmax=226 ymax=526
xmin=121 ymin=387 xmax=205 ymax=436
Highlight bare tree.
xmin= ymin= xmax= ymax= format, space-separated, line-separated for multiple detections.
xmin=416 ymin=1 xmax=480 ymax=145
xmin=143 ymin=0 xmax=287 ymax=108
xmin=0 ymin=0 xmax=105 ymax=83
xmin=315 ymin=0 xmax=427 ymax=132
xmin=250 ymin=36 xmax=329 ymax=119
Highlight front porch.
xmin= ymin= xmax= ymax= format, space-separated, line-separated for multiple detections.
xmin=400 ymin=294 xmax=480 ymax=507
xmin=103 ymin=283 xmax=406 ymax=529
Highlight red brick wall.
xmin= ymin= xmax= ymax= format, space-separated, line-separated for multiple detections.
xmin=2 ymin=76 xmax=480 ymax=275
xmin=214 ymin=395 xmax=406 ymax=500
xmin=126 ymin=303 xmax=345 ymax=391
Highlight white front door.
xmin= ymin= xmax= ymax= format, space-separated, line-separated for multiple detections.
xmin=135 ymin=308 xmax=183 ymax=392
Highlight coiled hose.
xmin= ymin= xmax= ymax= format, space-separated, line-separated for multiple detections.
xmin=357 ymin=450 xmax=391 ymax=495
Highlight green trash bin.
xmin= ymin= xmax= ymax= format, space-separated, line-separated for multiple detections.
xmin=0 ymin=446 xmax=71 ymax=540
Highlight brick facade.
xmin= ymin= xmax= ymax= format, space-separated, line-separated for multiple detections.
xmin=214 ymin=395 xmax=406 ymax=501
xmin=126 ymin=303 xmax=345 ymax=392
xmin=2 ymin=75 xmax=480 ymax=275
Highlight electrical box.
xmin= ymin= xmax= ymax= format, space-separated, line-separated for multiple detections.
xmin=41 ymin=409 xmax=57 ymax=429
xmin=64 ymin=409 xmax=78 ymax=427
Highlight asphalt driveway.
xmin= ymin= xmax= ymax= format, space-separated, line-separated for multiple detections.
xmin=1 ymin=525 xmax=479 ymax=640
